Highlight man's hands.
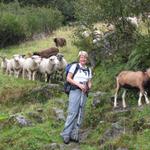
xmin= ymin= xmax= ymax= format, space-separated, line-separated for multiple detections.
xmin=78 ymin=83 xmax=89 ymax=93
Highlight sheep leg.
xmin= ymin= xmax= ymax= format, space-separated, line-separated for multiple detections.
xmin=32 ymin=71 xmax=36 ymax=81
xmin=122 ymin=90 xmax=127 ymax=108
xmin=45 ymin=73 xmax=47 ymax=82
xmin=6 ymin=69 xmax=9 ymax=75
xmin=8 ymin=69 xmax=13 ymax=76
xmin=22 ymin=69 xmax=25 ymax=79
xmin=16 ymin=71 xmax=19 ymax=78
xmin=138 ymin=92 xmax=143 ymax=106
xmin=16 ymin=70 xmax=20 ymax=78
xmin=47 ymin=74 xmax=51 ymax=83
xmin=28 ymin=71 xmax=32 ymax=80
xmin=144 ymin=91 xmax=150 ymax=104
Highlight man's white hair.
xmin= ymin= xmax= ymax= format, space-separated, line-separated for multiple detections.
xmin=78 ymin=51 xmax=88 ymax=58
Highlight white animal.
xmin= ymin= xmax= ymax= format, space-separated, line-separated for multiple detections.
xmin=12 ymin=54 xmax=25 ymax=78
xmin=0 ymin=56 xmax=7 ymax=73
xmin=54 ymin=53 xmax=67 ymax=80
xmin=38 ymin=55 xmax=59 ymax=82
xmin=22 ymin=55 xmax=41 ymax=81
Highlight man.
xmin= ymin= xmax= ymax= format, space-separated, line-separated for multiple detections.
xmin=61 ymin=51 xmax=92 ymax=144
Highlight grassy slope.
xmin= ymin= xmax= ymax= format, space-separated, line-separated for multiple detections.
xmin=0 ymin=25 xmax=150 ymax=150
xmin=0 ymin=26 xmax=98 ymax=150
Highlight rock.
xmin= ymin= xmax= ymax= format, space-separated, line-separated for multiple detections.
xmin=99 ymin=122 xmax=124 ymax=145
xmin=93 ymin=91 xmax=106 ymax=97
xmin=92 ymin=91 xmax=107 ymax=108
xmin=92 ymin=98 xmax=101 ymax=108
xmin=28 ymin=112 xmax=43 ymax=123
xmin=43 ymin=143 xmax=60 ymax=150
xmin=79 ymin=128 xmax=92 ymax=142
xmin=53 ymin=107 xmax=65 ymax=121
xmin=11 ymin=115 xmax=32 ymax=127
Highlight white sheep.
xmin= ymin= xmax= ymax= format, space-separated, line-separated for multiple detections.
xmin=22 ymin=55 xmax=41 ymax=81
xmin=0 ymin=56 xmax=7 ymax=73
xmin=114 ymin=69 xmax=150 ymax=108
xmin=5 ymin=58 xmax=13 ymax=76
xmin=38 ymin=55 xmax=59 ymax=82
xmin=12 ymin=54 xmax=25 ymax=78
xmin=5 ymin=54 xmax=22 ymax=77
xmin=54 ymin=53 xmax=67 ymax=80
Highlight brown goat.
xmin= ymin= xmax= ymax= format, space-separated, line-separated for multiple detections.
xmin=33 ymin=47 xmax=59 ymax=58
xmin=114 ymin=69 xmax=150 ymax=108
xmin=53 ymin=38 xmax=66 ymax=47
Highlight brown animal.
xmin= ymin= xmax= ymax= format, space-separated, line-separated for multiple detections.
xmin=53 ymin=38 xmax=66 ymax=47
xmin=114 ymin=69 xmax=150 ymax=108
xmin=33 ymin=47 xmax=59 ymax=58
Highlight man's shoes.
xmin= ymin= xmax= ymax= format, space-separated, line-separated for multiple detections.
xmin=70 ymin=137 xmax=79 ymax=143
xmin=63 ymin=136 xmax=70 ymax=144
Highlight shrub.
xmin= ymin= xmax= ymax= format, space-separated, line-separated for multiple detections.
xmin=0 ymin=12 xmax=26 ymax=47
xmin=0 ymin=2 xmax=64 ymax=48
xmin=126 ymin=36 xmax=150 ymax=70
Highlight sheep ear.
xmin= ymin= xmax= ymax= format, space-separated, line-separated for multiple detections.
xmin=21 ymin=54 xmax=26 ymax=58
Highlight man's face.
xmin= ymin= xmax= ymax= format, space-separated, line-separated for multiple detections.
xmin=79 ymin=55 xmax=87 ymax=65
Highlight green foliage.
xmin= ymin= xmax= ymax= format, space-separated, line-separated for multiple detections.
xmin=1 ymin=0 xmax=76 ymax=22
xmin=0 ymin=12 xmax=26 ymax=47
xmin=0 ymin=21 xmax=150 ymax=150
xmin=74 ymin=0 xmax=149 ymax=24
xmin=0 ymin=2 xmax=64 ymax=47
xmin=126 ymin=36 xmax=150 ymax=70
xmin=74 ymin=0 xmax=102 ymax=24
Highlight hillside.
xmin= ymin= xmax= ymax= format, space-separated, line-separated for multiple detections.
xmin=0 ymin=25 xmax=150 ymax=150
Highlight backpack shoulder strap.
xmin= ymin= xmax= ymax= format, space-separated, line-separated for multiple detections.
xmin=87 ymin=67 xmax=90 ymax=76
xmin=72 ymin=63 xmax=80 ymax=78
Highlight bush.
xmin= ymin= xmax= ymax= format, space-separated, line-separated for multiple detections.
xmin=24 ymin=6 xmax=64 ymax=36
xmin=0 ymin=2 xmax=64 ymax=48
xmin=0 ymin=12 xmax=26 ymax=47
xmin=126 ymin=36 xmax=150 ymax=70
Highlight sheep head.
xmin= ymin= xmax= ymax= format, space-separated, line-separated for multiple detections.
xmin=49 ymin=56 xmax=59 ymax=65
xmin=56 ymin=53 xmax=64 ymax=61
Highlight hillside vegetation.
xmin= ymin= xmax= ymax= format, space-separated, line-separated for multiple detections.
xmin=0 ymin=0 xmax=150 ymax=149
xmin=0 ymin=23 xmax=150 ymax=150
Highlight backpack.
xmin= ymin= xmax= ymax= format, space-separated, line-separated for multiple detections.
xmin=64 ymin=62 xmax=90 ymax=95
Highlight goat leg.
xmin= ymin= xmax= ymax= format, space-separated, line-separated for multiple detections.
xmin=138 ymin=92 xmax=143 ymax=106
xmin=122 ymin=90 xmax=127 ymax=108
xmin=144 ymin=91 xmax=150 ymax=104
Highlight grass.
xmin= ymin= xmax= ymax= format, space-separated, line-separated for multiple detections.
xmin=0 ymin=25 xmax=78 ymax=62
xmin=0 ymin=24 xmax=150 ymax=150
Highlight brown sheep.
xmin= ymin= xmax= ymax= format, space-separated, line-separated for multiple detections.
xmin=114 ymin=69 xmax=150 ymax=108
xmin=53 ymin=38 xmax=66 ymax=47
xmin=33 ymin=47 xmax=59 ymax=58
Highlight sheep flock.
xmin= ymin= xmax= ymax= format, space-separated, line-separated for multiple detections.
xmin=0 ymin=51 xmax=67 ymax=83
